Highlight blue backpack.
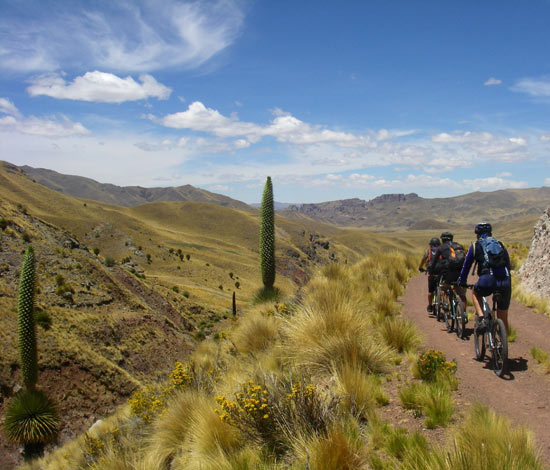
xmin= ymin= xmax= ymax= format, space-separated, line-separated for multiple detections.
xmin=477 ymin=237 xmax=508 ymax=277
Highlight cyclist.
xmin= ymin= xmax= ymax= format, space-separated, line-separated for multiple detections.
xmin=458 ymin=222 xmax=511 ymax=333
xmin=419 ymin=237 xmax=440 ymax=313
xmin=428 ymin=232 xmax=467 ymax=311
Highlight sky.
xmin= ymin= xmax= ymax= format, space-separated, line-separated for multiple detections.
xmin=1 ymin=0 xmax=549 ymax=204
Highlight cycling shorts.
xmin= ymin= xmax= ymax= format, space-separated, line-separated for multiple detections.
xmin=474 ymin=274 xmax=511 ymax=310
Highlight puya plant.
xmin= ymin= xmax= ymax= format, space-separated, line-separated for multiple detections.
xmin=258 ymin=176 xmax=277 ymax=299
xmin=3 ymin=246 xmax=60 ymax=460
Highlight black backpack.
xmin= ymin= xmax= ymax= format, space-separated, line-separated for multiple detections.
xmin=447 ymin=242 xmax=466 ymax=271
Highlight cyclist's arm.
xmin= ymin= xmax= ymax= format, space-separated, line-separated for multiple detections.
xmin=459 ymin=244 xmax=474 ymax=285
xmin=419 ymin=250 xmax=428 ymax=270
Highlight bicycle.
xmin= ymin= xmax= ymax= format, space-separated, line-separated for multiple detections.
xmin=467 ymin=286 xmax=508 ymax=377
xmin=441 ymin=281 xmax=467 ymax=338
xmin=420 ymin=269 xmax=442 ymax=320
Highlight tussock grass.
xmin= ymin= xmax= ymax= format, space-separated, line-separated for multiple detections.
xmin=292 ymin=418 xmax=369 ymax=470
xmin=530 ymin=346 xmax=550 ymax=374
xmin=380 ymin=316 xmax=422 ymax=353
xmin=399 ymin=381 xmax=455 ymax=428
xmin=512 ymin=280 xmax=550 ymax=316
xmin=335 ymin=363 xmax=389 ymax=419
xmin=232 ymin=306 xmax=280 ymax=354
xmin=402 ymin=404 xmax=543 ymax=470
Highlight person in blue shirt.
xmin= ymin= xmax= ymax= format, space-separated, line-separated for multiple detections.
xmin=459 ymin=222 xmax=511 ymax=333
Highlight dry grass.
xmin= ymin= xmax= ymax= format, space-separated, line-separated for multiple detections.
xmin=512 ymin=280 xmax=550 ymax=316
xmin=231 ymin=306 xmax=281 ymax=355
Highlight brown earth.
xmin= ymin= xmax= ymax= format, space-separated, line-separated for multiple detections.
xmin=402 ymin=274 xmax=550 ymax=465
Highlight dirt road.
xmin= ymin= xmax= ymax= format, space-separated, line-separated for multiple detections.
xmin=403 ymin=274 xmax=550 ymax=463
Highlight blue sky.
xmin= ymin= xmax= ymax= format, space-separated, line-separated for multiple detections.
xmin=1 ymin=0 xmax=549 ymax=204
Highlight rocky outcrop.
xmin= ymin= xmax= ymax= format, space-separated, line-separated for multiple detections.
xmin=519 ymin=207 xmax=550 ymax=298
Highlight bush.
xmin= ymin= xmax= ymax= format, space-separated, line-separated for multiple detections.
xmin=0 ymin=217 xmax=8 ymax=230
xmin=172 ymin=286 xmax=179 ymax=293
xmin=93 ymin=247 xmax=100 ymax=255
xmin=417 ymin=350 xmax=456 ymax=382
xmin=34 ymin=310 xmax=52 ymax=330
xmin=104 ymin=257 xmax=115 ymax=267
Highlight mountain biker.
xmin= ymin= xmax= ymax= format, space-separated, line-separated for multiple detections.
xmin=419 ymin=237 xmax=441 ymax=313
xmin=428 ymin=232 xmax=467 ymax=311
xmin=459 ymin=222 xmax=511 ymax=333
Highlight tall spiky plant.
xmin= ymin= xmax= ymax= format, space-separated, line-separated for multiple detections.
xmin=259 ymin=176 xmax=275 ymax=290
xmin=3 ymin=245 xmax=60 ymax=459
xmin=18 ymin=245 xmax=38 ymax=390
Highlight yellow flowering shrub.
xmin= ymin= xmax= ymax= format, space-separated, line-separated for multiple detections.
xmin=129 ymin=361 xmax=195 ymax=424
xmin=417 ymin=350 xmax=457 ymax=382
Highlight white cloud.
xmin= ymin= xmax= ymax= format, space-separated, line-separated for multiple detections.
xmin=540 ymin=133 xmax=550 ymax=142
xmin=545 ymin=178 xmax=550 ymax=186
xmin=463 ymin=177 xmax=528 ymax=191
xmin=512 ymin=77 xmax=550 ymax=97
xmin=484 ymin=77 xmax=502 ymax=86
xmin=0 ymin=97 xmax=21 ymax=117
xmin=0 ymin=114 xmax=90 ymax=137
xmin=27 ymin=71 xmax=171 ymax=103
xmin=0 ymin=0 xmax=245 ymax=73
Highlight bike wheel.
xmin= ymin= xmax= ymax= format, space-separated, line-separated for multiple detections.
xmin=491 ymin=319 xmax=508 ymax=377
xmin=474 ymin=318 xmax=486 ymax=361
xmin=455 ymin=301 xmax=466 ymax=339
xmin=444 ymin=303 xmax=453 ymax=331
xmin=435 ymin=287 xmax=443 ymax=322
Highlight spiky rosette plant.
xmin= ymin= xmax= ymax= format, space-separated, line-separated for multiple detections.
xmin=3 ymin=389 xmax=60 ymax=458
xmin=2 ymin=245 xmax=60 ymax=459
xmin=259 ymin=176 xmax=275 ymax=290
xmin=18 ymin=245 xmax=38 ymax=389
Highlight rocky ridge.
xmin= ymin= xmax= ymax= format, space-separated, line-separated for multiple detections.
xmin=519 ymin=207 xmax=550 ymax=299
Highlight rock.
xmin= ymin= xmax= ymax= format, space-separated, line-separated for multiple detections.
xmin=518 ymin=207 xmax=550 ymax=299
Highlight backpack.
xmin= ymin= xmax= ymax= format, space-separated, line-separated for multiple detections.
xmin=477 ymin=237 xmax=509 ymax=278
xmin=427 ymin=246 xmax=438 ymax=264
xmin=447 ymin=242 xmax=465 ymax=271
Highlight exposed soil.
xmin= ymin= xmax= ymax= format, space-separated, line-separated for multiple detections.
xmin=402 ymin=274 xmax=550 ymax=464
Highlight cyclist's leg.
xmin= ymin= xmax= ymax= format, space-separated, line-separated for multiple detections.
xmin=473 ymin=275 xmax=495 ymax=330
xmin=427 ymin=275 xmax=436 ymax=312
xmin=495 ymin=277 xmax=511 ymax=333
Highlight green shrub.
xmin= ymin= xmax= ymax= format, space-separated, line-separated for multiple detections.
xmin=0 ymin=217 xmax=8 ymax=230
xmin=34 ymin=310 xmax=51 ymax=330
xmin=93 ymin=247 xmax=100 ymax=255
xmin=172 ymin=286 xmax=179 ymax=293
xmin=104 ymin=257 xmax=115 ymax=267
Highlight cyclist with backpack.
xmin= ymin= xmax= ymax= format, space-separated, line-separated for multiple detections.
xmin=419 ymin=237 xmax=441 ymax=313
xmin=428 ymin=232 xmax=467 ymax=310
xmin=458 ymin=222 xmax=511 ymax=333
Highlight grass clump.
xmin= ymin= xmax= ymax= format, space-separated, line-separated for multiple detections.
xmin=530 ymin=346 xmax=550 ymax=374
xmin=399 ymin=382 xmax=455 ymax=428
xmin=380 ymin=316 xmax=422 ymax=353
xmin=252 ymin=286 xmax=282 ymax=304
xmin=232 ymin=307 xmax=280 ymax=355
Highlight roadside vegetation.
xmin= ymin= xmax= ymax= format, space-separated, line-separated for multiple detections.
xmin=18 ymin=252 xmax=542 ymax=470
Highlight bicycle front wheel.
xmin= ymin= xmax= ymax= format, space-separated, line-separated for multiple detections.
xmin=455 ymin=301 xmax=466 ymax=339
xmin=492 ymin=319 xmax=508 ymax=377
xmin=474 ymin=317 xmax=485 ymax=361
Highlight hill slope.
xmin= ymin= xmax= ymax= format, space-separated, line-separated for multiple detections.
xmin=283 ymin=189 xmax=550 ymax=231
xmin=18 ymin=163 xmax=252 ymax=210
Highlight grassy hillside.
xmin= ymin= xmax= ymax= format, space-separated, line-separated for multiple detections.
xmin=18 ymin=163 xmax=253 ymax=210
xmin=19 ymin=252 xmax=542 ymax=470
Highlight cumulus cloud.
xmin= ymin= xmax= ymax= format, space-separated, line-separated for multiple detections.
xmin=512 ymin=77 xmax=550 ymax=97
xmin=0 ymin=0 xmax=245 ymax=72
xmin=484 ymin=77 xmax=502 ymax=86
xmin=540 ymin=133 xmax=550 ymax=142
xmin=545 ymin=178 xmax=550 ymax=186
xmin=27 ymin=71 xmax=171 ymax=103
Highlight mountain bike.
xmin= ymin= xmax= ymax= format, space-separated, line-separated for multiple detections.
xmin=467 ymin=286 xmax=508 ymax=377
xmin=441 ymin=281 xmax=467 ymax=338
xmin=420 ymin=270 xmax=442 ymax=320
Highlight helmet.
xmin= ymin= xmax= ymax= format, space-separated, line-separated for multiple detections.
xmin=429 ymin=237 xmax=441 ymax=247
xmin=474 ymin=222 xmax=492 ymax=236
xmin=440 ymin=232 xmax=453 ymax=242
